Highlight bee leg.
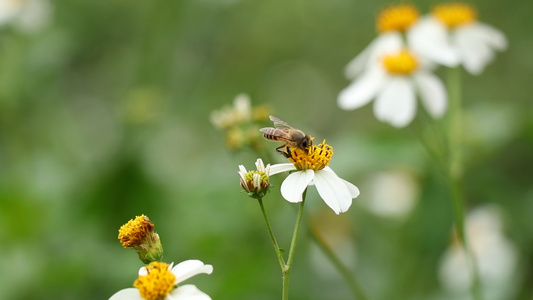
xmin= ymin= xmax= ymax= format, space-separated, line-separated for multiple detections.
xmin=284 ymin=147 xmax=292 ymax=158
xmin=275 ymin=145 xmax=291 ymax=158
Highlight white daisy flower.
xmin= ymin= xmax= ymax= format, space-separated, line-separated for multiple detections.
xmin=339 ymin=49 xmax=447 ymax=127
xmin=410 ymin=2 xmax=507 ymax=75
xmin=270 ymin=140 xmax=359 ymax=215
xmin=109 ymin=260 xmax=213 ymax=300
xmin=345 ymin=4 xmax=458 ymax=80
xmin=238 ymin=158 xmax=271 ymax=199
xmin=210 ymin=93 xmax=252 ymax=130
xmin=438 ymin=205 xmax=517 ymax=299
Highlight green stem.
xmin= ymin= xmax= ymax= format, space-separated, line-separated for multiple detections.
xmin=282 ymin=190 xmax=306 ymax=300
xmin=447 ymin=67 xmax=483 ymax=300
xmin=307 ymin=223 xmax=368 ymax=300
xmin=257 ymin=198 xmax=286 ymax=270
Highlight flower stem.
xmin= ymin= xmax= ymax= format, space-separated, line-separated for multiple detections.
xmin=257 ymin=198 xmax=286 ymax=270
xmin=307 ymin=223 xmax=368 ymax=300
xmin=446 ymin=66 xmax=483 ymax=300
xmin=282 ymin=190 xmax=306 ymax=300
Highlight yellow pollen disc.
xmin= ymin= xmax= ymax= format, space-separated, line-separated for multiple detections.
xmin=432 ymin=3 xmax=477 ymax=28
xmin=134 ymin=262 xmax=176 ymax=300
xmin=288 ymin=140 xmax=333 ymax=171
xmin=381 ymin=50 xmax=418 ymax=75
xmin=118 ymin=215 xmax=155 ymax=248
xmin=244 ymin=171 xmax=269 ymax=188
xmin=376 ymin=4 xmax=420 ymax=33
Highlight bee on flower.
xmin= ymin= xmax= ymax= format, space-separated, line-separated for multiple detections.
xmin=262 ymin=116 xmax=360 ymax=214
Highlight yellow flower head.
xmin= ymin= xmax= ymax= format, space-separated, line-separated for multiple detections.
xmin=288 ymin=139 xmax=333 ymax=171
xmin=432 ymin=2 xmax=477 ymax=28
xmin=133 ymin=262 xmax=176 ymax=300
xmin=381 ymin=49 xmax=419 ymax=75
xmin=118 ymin=215 xmax=155 ymax=248
xmin=118 ymin=215 xmax=164 ymax=264
xmin=377 ymin=4 xmax=420 ymax=33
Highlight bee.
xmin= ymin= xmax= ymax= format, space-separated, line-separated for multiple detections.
xmin=260 ymin=115 xmax=312 ymax=158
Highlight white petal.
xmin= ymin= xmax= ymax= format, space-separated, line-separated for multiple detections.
xmin=374 ymin=78 xmax=416 ymax=127
xmin=168 ymin=284 xmax=211 ymax=300
xmin=371 ymin=32 xmax=404 ymax=61
xmin=313 ymin=170 xmax=353 ymax=214
xmin=280 ymin=170 xmax=314 ymax=203
xmin=138 ymin=266 xmax=148 ymax=276
xmin=109 ymin=288 xmax=143 ymax=300
xmin=408 ymin=17 xmax=459 ymax=67
xmin=344 ymin=39 xmax=375 ymax=80
xmin=238 ymin=165 xmax=247 ymax=175
xmin=269 ymin=163 xmax=296 ymax=175
xmin=322 ymin=167 xmax=360 ymax=199
xmin=454 ymin=26 xmax=493 ymax=75
xmin=171 ymin=260 xmax=213 ymax=284
xmin=471 ymin=22 xmax=508 ymax=51
xmin=414 ymin=71 xmax=447 ymax=118
xmin=338 ymin=67 xmax=387 ymax=110
xmin=254 ymin=158 xmax=265 ymax=172
xmin=344 ymin=33 xmax=403 ymax=79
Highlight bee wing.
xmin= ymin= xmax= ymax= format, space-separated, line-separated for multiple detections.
xmin=259 ymin=127 xmax=274 ymax=134
xmin=260 ymin=127 xmax=294 ymax=140
xmin=269 ymin=115 xmax=295 ymax=129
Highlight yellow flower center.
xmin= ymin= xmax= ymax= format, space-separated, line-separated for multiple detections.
xmin=381 ymin=50 xmax=418 ymax=75
xmin=288 ymin=140 xmax=333 ymax=171
xmin=376 ymin=4 xmax=420 ymax=33
xmin=133 ymin=262 xmax=176 ymax=300
xmin=432 ymin=3 xmax=477 ymax=28
xmin=118 ymin=215 xmax=154 ymax=248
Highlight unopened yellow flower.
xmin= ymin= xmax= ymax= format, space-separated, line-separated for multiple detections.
xmin=118 ymin=215 xmax=163 ymax=264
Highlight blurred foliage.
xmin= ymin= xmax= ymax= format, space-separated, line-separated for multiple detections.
xmin=0 ymin=0 xmax=532 ymax=299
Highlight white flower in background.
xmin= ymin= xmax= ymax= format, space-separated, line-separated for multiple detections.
xmin=438 ymin=205 xmax=518 ymax=300
xmin=339 ymin=49 xmax=447 ymax=127
xmin=411 ymin=2 xmax=507 ymax=75
xmin=210 ymin=93 xmax=252 ymax=130
xmin=345 ymin=4 xmax=457 ymax=80
xmin=362 ymin=169 xmax=419 ymax=219
xmin=0 ymin=0 xmax=52 ymax=32
xmin=110 ymin=260 xmax=213 ymax=300
xmin=270 ymin=140 xmax=359 ymax=214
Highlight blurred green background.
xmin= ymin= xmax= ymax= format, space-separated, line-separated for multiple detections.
xmin=0 ymin=0 xmax=531 ymax=299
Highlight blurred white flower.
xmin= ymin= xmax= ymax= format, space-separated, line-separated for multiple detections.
xmin=270 ymin=140 xmax=359 ymax=214
xmin=0 ymin=0 xmax=52 ymax=32
xmin=438 ymin=205 xmax=518 ymax=300
xmin=109 ymin=260 xmax=213 ymax=300
xmin=362 ymin=169 xmax=419 ymax=219
xmin=339 ymin=49 xmax=447 ymax=127
xmin=210 ymin=94 xmax=252 ymax=130
xmin=345 ymin=4 xmax=457 ymax=80
xmin=411 ymin=3 xmax=507 ymax=75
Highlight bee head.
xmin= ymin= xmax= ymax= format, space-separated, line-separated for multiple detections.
xmin=299 ymin=135 xmax=312 ymax=150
